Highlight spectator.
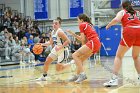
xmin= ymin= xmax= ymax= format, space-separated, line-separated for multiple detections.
xmin=19 ymin=39 xmax=35 ymax=63
xmin=27 ymin=35 xmax=34 ymax=49
xmin=33 ymin=33 xmax=40 ymax=44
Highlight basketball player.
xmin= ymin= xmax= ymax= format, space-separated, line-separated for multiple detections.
xmin=36 ymin=17 xmax=71 ymax=81
xmin=104 ymin=1 xmax=140 ymax=87
xmin=63 ymin=14 xmax=101 ymax=83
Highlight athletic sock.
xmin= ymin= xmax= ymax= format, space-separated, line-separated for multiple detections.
xmin=112 ymin=74 xmax=118 ymax=80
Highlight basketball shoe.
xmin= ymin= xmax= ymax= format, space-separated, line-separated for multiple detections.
xmin=67 ymin=74 xmax=79 ymax=82
xmin=103 ymin=78 xmax=118 ymax=87
xmin=74 ymin=73 xmax=87 ymax=83
xmin=36 ymin=74 xmax=48 ymax=81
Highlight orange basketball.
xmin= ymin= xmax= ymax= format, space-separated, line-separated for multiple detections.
xmin=33 ymin=44 xmax=43 ymax=55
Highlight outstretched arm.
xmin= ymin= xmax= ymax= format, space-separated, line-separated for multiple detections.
xmin=67 ymin=30 xmax=81 ymax=40
xmin=66 ymin=30 xmax=86 ymax=45
xmin=106 ymin=10 xmax=124 ymax=30
xmin=106 ymin=19 xmax=119 ymax=30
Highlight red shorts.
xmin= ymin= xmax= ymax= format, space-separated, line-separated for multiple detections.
xmin=120 ymin=27 xmax=140 ymax=47
xmin=86 ymin=37 xmax=101 ymax=53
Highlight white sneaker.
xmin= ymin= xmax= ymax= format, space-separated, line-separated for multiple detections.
xmin=67 ymin=74 xmax=79 ymax=82
xmin=75 ymin=74 xmax=87 ymax=83
xmin=36 ymin=75 xmax=48 ymax=81
xmin=103 ymin=78 xmax=118 ymax=87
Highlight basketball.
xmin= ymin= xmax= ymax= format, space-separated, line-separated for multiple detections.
xmin=32 ymin=44 xmax=43 ymax=55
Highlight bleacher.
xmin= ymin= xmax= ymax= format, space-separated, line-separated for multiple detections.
xmin=0 ymin=4 xmax=44 ymax=66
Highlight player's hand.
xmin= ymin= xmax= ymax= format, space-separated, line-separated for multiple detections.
xmin=106 ymin=25 xmax=110 ymax=30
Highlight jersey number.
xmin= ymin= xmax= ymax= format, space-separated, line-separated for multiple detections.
xmin=127 ymin=11 xmax=140 ymax=20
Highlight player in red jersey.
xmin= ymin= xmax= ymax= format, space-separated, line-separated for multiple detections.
xmin=104 ymin=1 xmax=140 ymax=87
xmin=63 ymin=14 xmax=101 ymax=83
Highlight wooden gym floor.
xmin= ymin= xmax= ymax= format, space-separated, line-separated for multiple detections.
xmin=0 ymin=56 xmax=140 ymax=93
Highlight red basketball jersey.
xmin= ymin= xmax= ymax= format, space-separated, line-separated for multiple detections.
xmin=79 ymin=22 xmax=98 ymax=41
xmin=121 ymin=9 xmax=140 ymax=27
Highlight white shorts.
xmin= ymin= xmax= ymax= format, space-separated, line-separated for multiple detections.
xmin=48 ymin=47 xmax=69 ymax=63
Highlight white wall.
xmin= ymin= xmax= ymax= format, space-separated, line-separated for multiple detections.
xmin=1 ymin=0 xmax=90 ymax=19
xmin=49 ymin=0 xmax=59 ymax=19
xmin=59 ymin=0 xmax=69 ymax=19
xmin=62 ymin=25 xmax=79 ymax=32
xmin=49 ymin=0 xmax=69 ymax=19
xmin=25 ymin=0 xmax=34 ymax=18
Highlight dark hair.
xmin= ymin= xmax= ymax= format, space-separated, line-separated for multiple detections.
xmin=56 ymin=17 xmax=62 ymax=24
xmin=122 ymin=1 xmax=135 ymax=15
xmin=78 ymin=14 xmax=93 ymax=25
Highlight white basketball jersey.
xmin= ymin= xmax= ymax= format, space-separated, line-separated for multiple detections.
xmin=51 ymin=28 xmax=63 ymax=46
xmin=50 ymin=28 xmax=69 ymax=63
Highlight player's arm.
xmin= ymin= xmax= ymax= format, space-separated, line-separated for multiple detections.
xmin=58 ymin=30 xmax=71 ymax=49
xmin=67 ymin=29 xmax=81 ymax=40
xmin=67 ymin=30 xmax=86 ymax=45
xmin=68 ymin=30 xmax=86 ymax=45
xmin=106 ymin=10 xmax=124 ymax=30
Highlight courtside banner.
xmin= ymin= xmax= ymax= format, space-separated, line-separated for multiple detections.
xmin=69 ymin=0 xmax=84 ymax=18
xmin=131 ymin=0 xmax=140 ymax=6
xmin=34 ymin=0 xmax=48 ymax=20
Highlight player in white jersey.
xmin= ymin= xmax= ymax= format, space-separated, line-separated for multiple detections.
xmin=36 ymin=17 xmax=71 ymax=81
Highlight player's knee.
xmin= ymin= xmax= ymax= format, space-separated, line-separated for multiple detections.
xmin=116 ymin=53 xmax=124 ymax=59
xmin=44 ymin=59 xmax=52 ymax=65
xmin=132 ymin=55 xmax=139 ymax=61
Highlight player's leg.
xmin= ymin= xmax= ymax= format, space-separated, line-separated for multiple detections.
xmin=132 ymin=29 xmax=140 ymax=81
xmin=56 ymin=53 xmax=90 ymax=72
xmin=104 ymin=45 xmax=130 ymax=87
xmin=36 ymin=48 xmax=57 ymax=81
xmin=132 ymin=46 xmax=140 ymax=80
xmin=69 ymin=45 xmax=93 ymax=83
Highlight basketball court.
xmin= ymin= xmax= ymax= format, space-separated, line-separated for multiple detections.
xmin=0 ymin=56 xmax=139 ymax=93
xmin=0 ymin=0 xmax=140 ymax=93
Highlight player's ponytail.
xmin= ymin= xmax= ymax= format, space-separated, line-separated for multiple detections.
xmin=122 ymin=1 xmax=135 ymax=15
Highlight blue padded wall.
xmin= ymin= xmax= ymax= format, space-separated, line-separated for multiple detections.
xmin=94 ymin=25 xmax=121 ymax=56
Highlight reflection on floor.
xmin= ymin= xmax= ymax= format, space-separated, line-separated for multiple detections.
xmin=0 ymin=56 xmax=140 ymax=93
